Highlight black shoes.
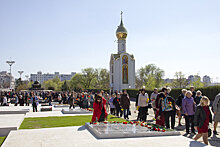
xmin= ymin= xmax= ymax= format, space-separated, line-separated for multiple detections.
xmin=213 ymin=131 xmax=219 ymax=135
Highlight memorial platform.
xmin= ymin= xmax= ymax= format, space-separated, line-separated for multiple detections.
xmin=61 ymin=108 xmax=92 ymax=114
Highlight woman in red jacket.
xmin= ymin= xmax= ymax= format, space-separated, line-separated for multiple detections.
xmin=91 ymin=94 xmax=108 ymax=122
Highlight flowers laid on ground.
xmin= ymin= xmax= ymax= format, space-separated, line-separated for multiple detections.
xmin=84 ymin=108 xmax=93 ymax=111
xmin=89 ymin=121 xmax=172 ymax=132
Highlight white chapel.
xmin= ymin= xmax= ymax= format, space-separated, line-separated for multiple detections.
xmin=109 ymin=13 xmax=135 ymax=92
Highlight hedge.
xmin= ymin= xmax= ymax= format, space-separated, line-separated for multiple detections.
xmin=125 ymin=86 xmax=220 ymax=101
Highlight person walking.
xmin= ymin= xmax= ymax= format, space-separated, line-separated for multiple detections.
xmin=120 ymin=90 xmax=130 ymax=120
xmin=212 ymin=93 xmax=220 ymax=135
xmin=194 ymin=96 xmax=212 ymax=145
xmin=182 ymin=91 xmax=196 ymax=134
xmin=138 ymin=89 xmax=150 ymax=122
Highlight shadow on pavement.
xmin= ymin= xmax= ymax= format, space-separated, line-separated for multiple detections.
xmin=189 ymin=141 xmax=207 ymax=147
xmin=77 ymin=125 xmax=86 ymax=131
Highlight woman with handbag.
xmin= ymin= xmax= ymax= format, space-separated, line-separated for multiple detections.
xmin=194 ymin=96 xmax=212 ymax=145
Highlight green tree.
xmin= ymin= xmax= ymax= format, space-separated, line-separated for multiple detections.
xmin=189 ymin=75 xmax=204 ymax=88
xmin=81 ymin=68 xmax=97 ymax=89
xmin=94 ymin=68 xmax=109 ymax=89
xmin=172 ymin=71 xmax=188 ymax=88
xmin=69 ymin=73 xmax=83 ymax=91
xmin=43 ymin=76 xmax=64 ymax=91
xmin=136 ymin=64 xmax=165 ymax=90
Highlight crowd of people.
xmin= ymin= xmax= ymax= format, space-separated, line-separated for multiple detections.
xmin=138 ymin=86 xmax=220 ymax=145
xmin=1 ymin=86 xmax=220 ymax=145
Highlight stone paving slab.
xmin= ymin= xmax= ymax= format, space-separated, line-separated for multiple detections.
xmin=0 ymin=114 xmax=24 ymax=137
xmin=2 ymin=126 xmax=209 ymax=147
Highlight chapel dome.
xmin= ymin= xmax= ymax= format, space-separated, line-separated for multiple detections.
xmin=116 ymin=14 xmax=127 ymax=40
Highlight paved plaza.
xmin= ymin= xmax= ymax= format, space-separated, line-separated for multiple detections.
xmin=0 ymin=101 xmax=219 ymax=146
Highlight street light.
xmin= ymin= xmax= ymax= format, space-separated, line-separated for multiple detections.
xmin=6 ymin=60 xmax=15 ymax=89
xmin=25 ymin=75 xmax=29 ymax=81
xmin=18 ymin=71 xmax=24 ymax=79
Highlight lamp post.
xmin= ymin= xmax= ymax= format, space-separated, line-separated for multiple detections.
xmin=18 ymin=71 xmax=24 ymax=79
xmin=25 ymin=75 xmax=29 ymax=81
xmin=6 ymin=60 xmax=15 ymax=89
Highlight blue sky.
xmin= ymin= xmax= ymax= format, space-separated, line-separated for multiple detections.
xmin=0 ymin=0 xmax=219 ymax=82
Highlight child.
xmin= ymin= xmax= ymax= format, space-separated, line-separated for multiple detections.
xmin=182 ymin=90 xmax=196 ymax=134
xmin=194 ymin=96 xmax=212 ymax=145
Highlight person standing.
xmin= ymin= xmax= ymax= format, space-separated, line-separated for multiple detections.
xmin=19 ymin=94 xmax=24 ymax=106
xmin=91 ymin=94 xmax=108 ymax=122
xmin=2 ymin=95 xmax=8 ymax=106
xmin=135 ymin=89 xmax=142 ymax=120
xmin=150 ymin=88 xmax=158 ymax=119
xmin=155 ymin=87 xmax=168 ymax=127
xmin=31 ymin=93 xmax=38 ymax=112
xmin=113 ymin=93 xmax=122 ymax=117
xmin=212 ymin=93 xmax=220 ymax=135
xmin=158 ymin=92 xmax=176 ymax=130
xmin=190 ymin=86 xmax=196 ymax=98
xmin=104 ymin=92 xmax=110 ymax=113
xmin=182 ymin=91 xmax=196 ymax=134
xmin=109 ymin=93 xmax=116 ymax=115
xmin=120 ymin=90 xmax=130 ymax=120
xmin=194 ymin=90 xmax=202 ymax=106
xmin=69 ymin=93 xmax=75 ymax=110
xmin=138 ymin=89 xmax=150 ymax=122
xmin=176 ymin=89 xmax=187 ymax=126
xmin=194 ymin=96 xmax=212 ymax=145
xmin=14 ymin=94 xmax=18 ymax=106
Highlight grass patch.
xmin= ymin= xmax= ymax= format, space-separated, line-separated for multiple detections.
xmin=19 ymin=115 xmax=126 ymax=129
xmin=0 ymin=136 xmax=6 ymax=146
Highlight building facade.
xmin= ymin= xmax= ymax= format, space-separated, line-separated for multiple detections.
xmin=109 ymin=13 xmax=135 ymax=91
xmin=30 ymin=71 xmax=76 ymax=83
xmin=0 ymin=71 xmax=15 ymax=89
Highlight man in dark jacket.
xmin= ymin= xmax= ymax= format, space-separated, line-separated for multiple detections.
xmin=113 ymin=93 xmax=122 ymax=117
xmin=120 ymin=90 xmax=130 ymax=119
